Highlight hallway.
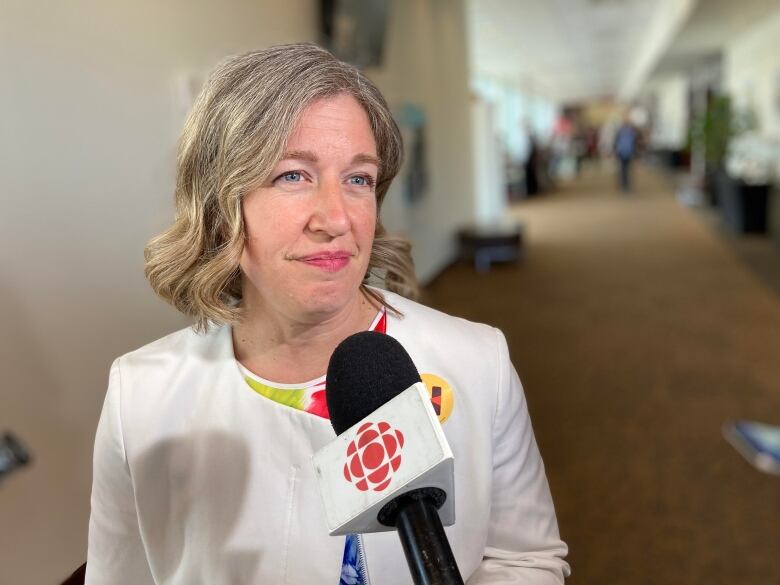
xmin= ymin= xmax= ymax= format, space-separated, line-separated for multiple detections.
xmin=424 ymin=165 xmax=780 ymax=583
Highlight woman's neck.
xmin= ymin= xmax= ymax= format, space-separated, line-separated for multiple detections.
xmin=232 ymin=288 xmax=381 ymax=384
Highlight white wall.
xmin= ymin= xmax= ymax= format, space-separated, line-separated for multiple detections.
xmin=645 ymin=74 xmax=689 ymax=150
xmin=471 ymin=76 xmax=558 ymax=164
xmin=723 ymin=9 xmax=780 ymax=137
xmin=618 ymin=0 xmax=696 ymax=101
xmin=0 ymin=1 xmax=475 ymax=582
xmin=470 ymin=96 xmax=506 ymax=225
xmin=0 ymin=2 xmax=319 ymax=582
xmin=369 ymin=0 xmax=475 ymax=282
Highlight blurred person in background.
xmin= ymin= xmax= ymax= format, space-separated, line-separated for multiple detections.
xmin=523 ymin=121 xmax=541 ymax=196
xmin=85 ymin=43 xmax=569 ymax=584
xmin=614 ymin=114 xmax=639 ymax=193
xmin=549 ymin=114 xmax=573 ymax=181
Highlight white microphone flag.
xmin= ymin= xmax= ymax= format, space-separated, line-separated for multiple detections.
xmin=312 ymin=382 xmax=455 ymax=536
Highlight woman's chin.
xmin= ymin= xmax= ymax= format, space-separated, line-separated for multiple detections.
xmin=290 ymin=281 xmax=363 ymax=318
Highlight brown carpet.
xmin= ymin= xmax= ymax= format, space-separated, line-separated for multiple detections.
xmin=423 ymin=165 xmax=780 ymax=584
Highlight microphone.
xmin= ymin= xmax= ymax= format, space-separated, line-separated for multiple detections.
xmin=312 ymin=332 xmax=464 ymax=585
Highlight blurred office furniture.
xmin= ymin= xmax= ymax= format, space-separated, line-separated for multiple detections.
xmin=458 ymin=221 xmax=523 ymax=273
xmin=715 ymin=169 xmax=772 ymax=234
xmin=717 ymin=132 xmax=778 ymax=234
xmin=0 ymin=432 xmax=31 ymax=484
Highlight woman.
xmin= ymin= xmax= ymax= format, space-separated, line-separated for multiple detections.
xmin=87 ymin=43 xmax=569 ymax=584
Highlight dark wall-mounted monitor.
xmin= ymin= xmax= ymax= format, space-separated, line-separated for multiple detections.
xmin=320 ymin=0 xmax=389 ymax=69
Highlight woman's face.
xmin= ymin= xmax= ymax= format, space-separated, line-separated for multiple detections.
xmin=240 ymin=93 xmax=379 ymax=322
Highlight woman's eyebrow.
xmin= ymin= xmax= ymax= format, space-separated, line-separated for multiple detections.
xmin=280 ymin=151 xmax=382 ymax=168
xmin=351 ymin=153 xmax=381 ymax=167
xmin=281 ymin=149 xmax=318 ymax=162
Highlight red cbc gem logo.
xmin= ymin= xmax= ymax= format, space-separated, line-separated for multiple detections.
xmin=343 ymin=421 xmax=404 ymax=492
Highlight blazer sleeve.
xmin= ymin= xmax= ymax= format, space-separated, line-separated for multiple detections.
xmin=467 ymin=329 xmax=570 ymax=584
xmin=86 ymin=359 xmax=155 ymax=585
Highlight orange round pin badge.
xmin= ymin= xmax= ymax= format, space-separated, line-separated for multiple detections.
xmin=420 ymin=373 xmax=454 ymax=424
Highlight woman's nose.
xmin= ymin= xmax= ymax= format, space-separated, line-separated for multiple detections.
xmin=308 ymin=179 xmax=350 ymax=236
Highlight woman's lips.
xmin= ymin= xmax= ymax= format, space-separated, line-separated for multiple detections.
xmin=297 ymin=253 xmax=352 ymax=272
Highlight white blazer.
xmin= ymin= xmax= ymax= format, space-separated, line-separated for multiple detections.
xmin=87 ymin=291 xmax=569 ymax=584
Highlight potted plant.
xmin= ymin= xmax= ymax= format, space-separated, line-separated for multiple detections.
xmin=689 ymin=95 xmax=754 ymax=206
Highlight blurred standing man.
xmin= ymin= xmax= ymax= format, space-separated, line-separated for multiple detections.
xmin=614 ymin=116 xmax=638 ymax=193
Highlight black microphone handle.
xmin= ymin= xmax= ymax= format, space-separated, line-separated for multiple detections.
xmin=393 ymin=492 xmax=464 ymax=585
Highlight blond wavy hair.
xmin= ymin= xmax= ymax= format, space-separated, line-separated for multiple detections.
xmin=145 ymin=43 xmax=417 ymax=331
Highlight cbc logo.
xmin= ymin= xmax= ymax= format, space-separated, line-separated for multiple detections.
xmin=343 ymin=421 xmax=404 ymax=492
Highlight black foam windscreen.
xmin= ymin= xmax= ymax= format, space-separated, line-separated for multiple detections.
xmin=326 ymin=331 xmax=422 ymax=435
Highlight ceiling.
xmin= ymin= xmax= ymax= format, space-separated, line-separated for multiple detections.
xmin=467 ymin=0 xmax=779 ymax=104
xmin=468 ymin=0 xmax=670 ymax=103
xmin=652 ymin=0 xmax=780 ymax=77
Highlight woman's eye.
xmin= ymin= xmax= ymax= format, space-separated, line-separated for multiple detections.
xmin=281 ymin=171 xmax=302 ymax=182
xmin=349 ymin=175 xmax=375 ymax=187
